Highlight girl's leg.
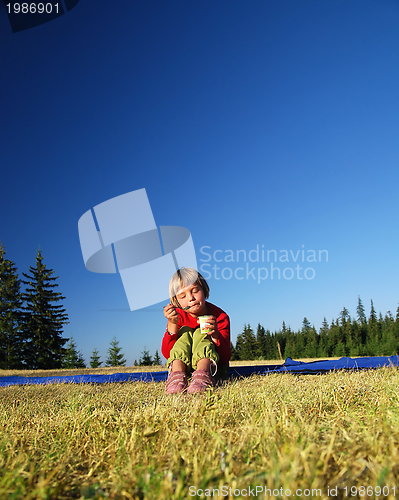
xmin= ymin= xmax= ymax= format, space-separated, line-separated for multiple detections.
xmin=171 ymin=359 xmax=187 ymax=372
xmin=166 ymin=326 xmax=194 ymax=370
xmin=188 ymin=328 xmax=219 ymax=394
xmin=196 ymin=358 xmax=212 ymax=371
xmin=165 ymin=326 xmax=194 ymax=394
xmin=191 ymin=327 xmax=219 ymax=370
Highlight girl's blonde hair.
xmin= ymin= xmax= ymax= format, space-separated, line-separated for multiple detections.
xmin=169 ymin=268 xmax=210 ymax=308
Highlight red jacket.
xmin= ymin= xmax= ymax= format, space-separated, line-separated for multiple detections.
xmin=161 ymin=302 xmax=231 ymax=365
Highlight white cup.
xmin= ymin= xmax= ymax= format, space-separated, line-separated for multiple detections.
xmin=199 ymin=315 xmax=212 ymax=334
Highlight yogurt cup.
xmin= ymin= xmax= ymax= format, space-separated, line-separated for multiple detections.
xmin=199 ymin=315 xmax=212 ymax=334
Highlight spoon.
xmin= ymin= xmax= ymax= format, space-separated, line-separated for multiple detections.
xmin=163 ymin=305 xmax=192 ymax=311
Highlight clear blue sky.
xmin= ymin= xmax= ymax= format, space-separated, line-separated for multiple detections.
xmin=1 ymin=0 xmax=398 ymax=366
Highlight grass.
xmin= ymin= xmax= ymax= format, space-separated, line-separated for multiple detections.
xmin=0 ymin=362 xmax=399 ymax=499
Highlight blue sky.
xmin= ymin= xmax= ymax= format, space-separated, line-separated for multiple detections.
xmin=1 ymin=0 xmax=398 ymax=366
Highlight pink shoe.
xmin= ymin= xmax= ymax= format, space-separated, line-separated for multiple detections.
xmin=165 ymin=370 xmax=188 ymax=394
xmin=187 ymin=369 xmax=215 ymax=394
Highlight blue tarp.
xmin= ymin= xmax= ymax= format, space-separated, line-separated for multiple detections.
xmin=0 ymin=356 xmax=398 ymax=388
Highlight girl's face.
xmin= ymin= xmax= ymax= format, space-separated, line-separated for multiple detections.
xmin=175 ymin=283 xmax=207 ymax=317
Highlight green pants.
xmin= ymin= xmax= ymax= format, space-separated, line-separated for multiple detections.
xmin=167 ymin=326 xmax=219 ymax=371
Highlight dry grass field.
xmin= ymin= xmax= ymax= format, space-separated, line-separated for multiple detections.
xmin=0 ymin=361 xmax=398 ymax=499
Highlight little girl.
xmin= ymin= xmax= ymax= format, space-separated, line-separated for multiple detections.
xmin=162 ymin=268 xmax=231 ymax=394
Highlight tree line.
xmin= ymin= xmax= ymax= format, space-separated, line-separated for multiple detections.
xmin=3 ymin=243 xmax=399 ymax=369
xmin=63 ymin=338 xmax=162 ymax=369
xmin=0 ymin=244 xmax=162 ymax=370
xmin=64 ymin=336 xmax=128 ymax=369
xmin=231 ymin=298 xmax=399 ymax=361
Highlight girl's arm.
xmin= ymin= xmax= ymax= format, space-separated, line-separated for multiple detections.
xmin=161 ymin=303 xmax=180 ymax=359
xmin=161 ymin=328 xmax=178 ymax=360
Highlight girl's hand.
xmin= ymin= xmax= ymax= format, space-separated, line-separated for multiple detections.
xmin=163 ymin=303 xmax=179 ymax=325
xmin=197 ymin=315 xmax=220 ymax=339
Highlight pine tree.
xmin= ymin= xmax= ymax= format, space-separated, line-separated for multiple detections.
xmin=327 ymin=319 xmax=339 ymax=356
xmin=306 ymin=326 xmax=318 ymax=358
xmin=356 ymin=296 xmax=367 ymax=324
xmin=349 ymin=320 xmax=362 ymax=356
xmin=381 ymin=313 xmax=397 ymax=355
xmin=283 ymin=322 xmax=295 ymax=359
xmin=62 ymin=337 xmax=86 ymax=368
xmin=318 ymin=318 xmax=329 ymax=357
xmin=239 ymin=324 xmax=257 ymax=360
xmin=369 ymin=300 xmax=377 ymax=324
xmin=277 ymin=322 xmax=289 ymax=359
xmin=264 ymin=329 xmax=274 ymax=359
xmin=139 ymin=347 xmax=153 ymax=366
xmin=365 ymin=299 xmax=379 ymax=355
xmin=153 ymin=349 xmax=161 ymax=366
xmin=339 ymin=307 xmax=351 ymax=326
xmin=256 ymin=323 xmax=267 ymax=359
xmin=90 ymin=348 xmax=102 ymax=368
xmin=20 ymin=249 xmax=69 ymax=369
xmin=0 ymin=244 xmax=23 ymax=369
xmin=234 ymin=332 xmax=245 ymax=360
xmin=344 ymin=319 xmax=355 ymax=356
xmin=338 ymin=306 xmax=351 ymax=356
xmin=332 ymin=318 xmax=346 ymax=357
xmin=105 ymin=336 xmax=126 ymax=366
xmin=230 ymin=341 xmax=238 ymax=361
xmin=302 ymin=317 xmax=311 ymax=332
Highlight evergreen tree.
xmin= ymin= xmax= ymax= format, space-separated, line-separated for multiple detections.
xmin=356 ymin=296 xmax=367 ymax=324
xmin=105 ymin=336 xmax=126 ymax=366
xmin=90 ymin=348 xmax=102 ymax=368
xmin=338 ymin=306 xmax=351 ymax=356
xmin=264 ymin=329 xmax=274 ymax=359
xmin=344 ymin=319 xmax=355 ymax=356
xmin=239 ymin=324 xmax=257 ymax=360
xmin=318 ymin=318 xmax=329 ymax=357
xmin=283 ymin=324 xmax=295 ymax=359
xmin=326 ymin=319 xmax=338 ymax=356
xmin=349 ymin=321 xmax=362 ymax=357
xmin=230 ymin=341 xmax=238 ymax=361
xmin=0 ymin=244 xmax=23 ymax=369
xmin=332 ymin=318 xmax=346 ymax=357
xmin=292 ymin=319 xmax=309 ymax=358
xmin=153 ymin=349 xmax=162 ymax=365
xmin=382 ymin=313 xmax=397 ymax=355
xmin=302 ymin=317 xmax=311 ymax=333
xmin=301 ymin=317 xmax=319 ymax=358
xmin=385 ymin=311 xmax=394 ymax=322
xmin=356 ymin=304 xmax=369 ymax=347
xmin=62 ymin=337 xmax=86 ymax=368
xmin=234 ymin=332 xmax=245 ymax=360
xmin=139 ymin=347 xmax=153 ymax=366
xmin=305 ymin=326 xmax=318 ymax=358
xmin=369 ymin=300 xmax=377 ymax=324
xmin=366 ymin=300 xmax=379 ymax=355
xmin=20 ymin=249 xmax=69 ymax=369
xmin=276 ymin=322 xmax=290 ymax=359
xmin=339 ymin=306 xmax=351 ymax=325
xmin=255 ymin=323 xmax=267 ymax=359
xmin=393 ymin=306 xmax=399 ymax=354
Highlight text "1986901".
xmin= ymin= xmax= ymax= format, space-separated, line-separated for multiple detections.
xmin=6 ymin=3 xmax=60 ymax=14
